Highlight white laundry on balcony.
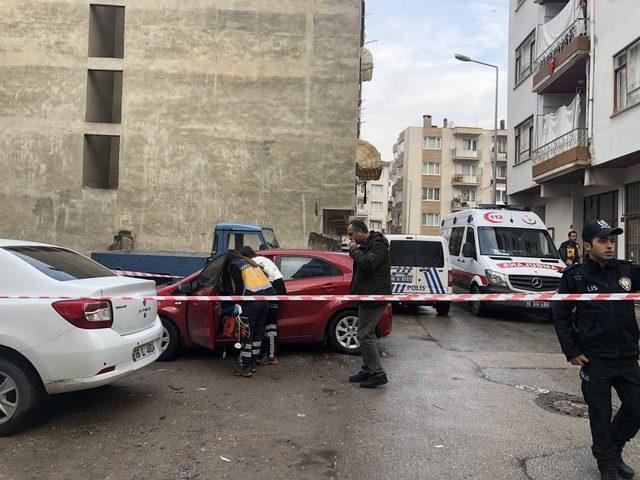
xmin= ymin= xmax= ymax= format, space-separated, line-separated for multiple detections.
xmin=537 ymin=94 xmax=582 ymax=148
xmin=535 ymin=0 xmax=587 ymax=69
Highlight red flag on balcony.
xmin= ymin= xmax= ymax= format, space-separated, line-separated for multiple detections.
xmin=549 ymin=57 xmax=556 ymax=76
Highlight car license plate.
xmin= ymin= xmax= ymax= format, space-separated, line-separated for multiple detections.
xmin=525 ymin=301 xmax=551 ymax=309
xmin=132 ymin=341 xmax=156 ymax=362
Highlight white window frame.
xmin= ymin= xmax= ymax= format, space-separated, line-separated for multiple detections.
xmin=615 ymin=37 xmax=640 ymax=113
xmin=514 ymin=116 xmax=534 ymax=164
xmin=461 ymin=187 xmax=477 ymax=203
xmin=423 ymin=137 xmax=442 ymax=150
xmin=515 ymin=31 xmax=535 ymax=85
xmin=421 ymin=213 xmax=440 ymax=226
xmin=496 ymin=188 xmax=507 ymax=204
xmin=422 ymin=187 xmax=440 ymax=202
xmin=462 ymin=139 xmax=477 ymax=152
xmin=371 ymin=201 xmax=383 ymax=212
xmin=370 ymin=220 xmax=383 ymax=230
xmin=422 ymin=162 xmax=441 ymax=176
xmin=371 ymin=184 xmax=384 ymax=194
xmin=357 ymin=200 xmax=365 ymax=211
xmin=461 ymin=163 xmax=477 ymax=176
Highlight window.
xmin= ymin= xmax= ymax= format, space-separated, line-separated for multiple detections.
xmin=357 ymin=200 xmax=365 ymax=211
xmin=357 ymin=183 xmax=366 ymax=195
xmin=229 ymin=233 xmax=264 ymax=251
xmin=461 ymin=164 xmax=477 ymax=176
xmin=422 ymin=162 xmax=441 ymax=175
xmin=280 ymin=256 xmax=341 ymax=280
xmin=497 ymin=164 xmax=507 ymax=178
xmin=422 ymin=188 xmax=440 ymax=201
xmin=5 ymin=246 xmax=116 ymax=281
xmin=615 ymin=39 xmax=640 ymax=112
xmin=496 ymin=189 xmax=507 ymax=204
xmin=465 ymin=228 xmax=477 ymax=259
xmin=514 ymin=116 xmax=534 ymax=164
xmin=85 ymin=70 xmax=123 ymax=123
xmin=461 ymin=187 xmax=477 ymax=202
xmin=421 ymin=213 xmax=440 ymax=226
xmin=478 ymin=227 xmax=559 ymax=258
xmin=88 ymin=5 xmax=125 ymax=58
xmin=449 ymin=227 xmax=465 ymax=255
xmin=371 ymin=201 xmax=383 ymax=212
xmin=371 ymin=184 xmax=384 ymax=194
xmin=496 ymin=138 xmax=507 ymax=153
xmin=515 ymin=31 xmax=536 ymax=85
xmin=463 ymin=139 xmax=477 ymax=151
xmin=423 ymin=137 xmax=442 ymax=150
xmin=370 ymin=220 xmax=383 ymax=230
xmin=83 ymin=134 xmax=120 ymax=189
xmin=397 ymin=140 xmax=405 ymax=154
xmin=390 ymin=240 xmax=444 ymax=267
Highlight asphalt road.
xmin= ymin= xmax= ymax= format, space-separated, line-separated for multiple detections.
xmin=1 ymin=304 xmax=638 ymax=480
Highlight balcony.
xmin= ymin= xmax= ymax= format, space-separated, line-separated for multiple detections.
xmin=532 ymin=128 xmax=589 ymax=182
xmin=451 ymin=173 xmax=480 ymax=186
xmin=451 ymin=198 xmax=477 ymax=212
xmin=496 ymin=151 xmax=507 ymax=162
xmin=453 ymin=148 xmax=481 ymax=161
xmin=533 ymin=16 xmax=589 ymax=94
xmin=453 ymin=127 xmax=482 ymax=136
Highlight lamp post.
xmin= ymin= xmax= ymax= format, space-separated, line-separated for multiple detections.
xmin=455 ymin=54 xmax=499 ymax=205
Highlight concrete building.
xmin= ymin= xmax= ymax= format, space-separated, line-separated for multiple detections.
xmin=507 ymin=0 xmax=640 ymax=260
xmin=356 ymin=162 xmax=390 ymax=232
xmin=389 ymin=116 xmax=508 ymax=235
xmin=0 ymin=0 xmax=367 ymax=254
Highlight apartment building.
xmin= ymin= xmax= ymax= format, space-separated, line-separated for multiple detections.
xmin=507 ymin=0 xmax=640 ymax=260
xmin=389 ymin=115 xmax=508 ymax=235
xmin=356 ymin=162 xmax=390 ymax=231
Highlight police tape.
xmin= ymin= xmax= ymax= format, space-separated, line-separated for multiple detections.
xmin=112 ymin=270 xmax=183 ymax=279
xmin=1 ymin=293 xmax=640 ymax=302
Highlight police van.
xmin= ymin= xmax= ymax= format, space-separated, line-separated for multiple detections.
xmin=386 ymin=234 xmax=452 ymax=316
xmin=440 ymin=207 xmax=565 ymax=317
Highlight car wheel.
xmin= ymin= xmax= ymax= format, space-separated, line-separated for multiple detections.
xmin=158 ymin=317 xmax=181 ymax=361
xmin=327 ymin=310 xmax=360 ymax=355
xmin=0 ymin=357 xmax=43 ymax=437
xmin=469 ymin=285 xmax=490 ymax=317
xmin=435 ymin=302 xmax=451 ymax=316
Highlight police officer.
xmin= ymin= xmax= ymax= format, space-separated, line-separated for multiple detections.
xmin=553 ymin=220 xmax=640 ymax=480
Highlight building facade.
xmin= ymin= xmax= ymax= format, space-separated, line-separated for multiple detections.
xmin=356 ymin=162 xmax=389 ymax=232
xmin=507 ymin=0 xmax=640 ymax=260
xmin=389 ymin=116 xmax=508 ymax=235
xmin=0 ymin=0 xmax=366 ymax=254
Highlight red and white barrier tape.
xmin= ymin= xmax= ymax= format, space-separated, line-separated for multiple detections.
xmin=2 ymin=293 xmax=640 ymax=302
xmin=112 ymin=270 xmax=183 ymax=279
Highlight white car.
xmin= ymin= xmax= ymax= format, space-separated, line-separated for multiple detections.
xmin=0 ymin=240 xmax=162 ymax=435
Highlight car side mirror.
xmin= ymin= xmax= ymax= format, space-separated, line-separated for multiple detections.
xmin=462 ymin=242 xmax=476 ymax=258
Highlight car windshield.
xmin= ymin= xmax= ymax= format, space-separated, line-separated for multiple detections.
xmin=478 ymin=227 xmax=560 ymax=259
xmin=262 ymin=228 xmax=280 ymax=249
xmin=5 ymin=246 xmax=116 ymax=281
xmin=390 ymin=241 xmax=444 ymax=267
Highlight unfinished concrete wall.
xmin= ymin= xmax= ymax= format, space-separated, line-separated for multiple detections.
xmin=0 ymin=0 xmax=361 ymax=254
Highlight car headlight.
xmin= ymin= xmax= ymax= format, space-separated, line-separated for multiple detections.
xmin=485 ymin=269 xmax=508 ymax=287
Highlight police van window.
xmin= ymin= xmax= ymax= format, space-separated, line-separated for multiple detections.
xmin=280 ymin=256 xmax=341 ymax=280
xmin=478 ymin=227 xmax=560 ymax=258
xmin=4 ymin=246 xmax=116 ymax=282
xmin=449 ymin=227 xmax=465 ymax=255
xmin=390 ymin=241 xmax=444 ymax=268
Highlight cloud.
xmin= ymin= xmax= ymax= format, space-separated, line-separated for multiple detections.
xmin=360 ymin=0 xmax=509 ymax=162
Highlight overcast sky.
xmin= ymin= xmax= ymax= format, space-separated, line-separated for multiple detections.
xmin=360 ymin=0 xmax=510 ymax=163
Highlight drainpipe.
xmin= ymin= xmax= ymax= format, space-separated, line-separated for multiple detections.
xmin=587 ymin=0 xmax=595 ymax=152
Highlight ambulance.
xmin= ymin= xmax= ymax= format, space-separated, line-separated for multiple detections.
xmin=386 ymin=234 xmax=452 ymax=316
xmin=440 ymin=207 xmax=565 ymax=316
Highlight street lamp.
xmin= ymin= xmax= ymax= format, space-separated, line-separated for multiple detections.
xmin=455 ymin=53 xmax=499 ymax=205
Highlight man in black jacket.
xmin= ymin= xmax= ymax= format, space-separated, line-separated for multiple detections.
xmin=559 ymin=229 xmax=582 ymax=266
xmin=553 ymin=220 xmax=640 ymax=480
xmin=346 ymin=220 xmax=392 ymax=389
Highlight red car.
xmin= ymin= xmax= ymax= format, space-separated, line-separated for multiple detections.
xmin=155 ymin=250 xmax=392 ymax=360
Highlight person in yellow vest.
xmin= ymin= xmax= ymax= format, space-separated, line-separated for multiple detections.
xmin=559 ymin=230 xmax=582 ymax=266
xmin=219 ymin=250 xmax=275 ymax=377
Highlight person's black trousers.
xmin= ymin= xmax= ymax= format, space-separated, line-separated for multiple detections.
xmin=581 ymin=357 xmax=640 ymax=472
xmin=238 ymin=301 xmax=269 ymax=369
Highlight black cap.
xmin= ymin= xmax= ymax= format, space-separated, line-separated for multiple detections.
xmin=582 ymin=219 xmax=623 ymax=242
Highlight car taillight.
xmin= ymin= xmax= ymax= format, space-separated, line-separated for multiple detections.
xmin=52 ymin=300 xmax=113 ymax=329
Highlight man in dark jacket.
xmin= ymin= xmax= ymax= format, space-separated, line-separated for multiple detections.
xmin=559 ymin=229 xmax=582 ymax=266
xmin=553 ymin=220 xmax=640 ymax=480
xmin=346 ymin=220 xmax=392 ymax=389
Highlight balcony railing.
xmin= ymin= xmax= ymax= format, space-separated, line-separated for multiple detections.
xmin=452 ymin=174 xmax=479 ymax=185
xmin=534 ymin=18 xmax=589 ymax=74
xmin=496 ymin=151 xmax=507 ymax=161
xmin=453 ymin=148 xmax=481 ymax=160
xmin=532 ymin=128 xmax=589 ymax=181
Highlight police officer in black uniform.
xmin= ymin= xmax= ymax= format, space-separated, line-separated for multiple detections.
xmin=554 ymin=220 xmax=640 ymax=480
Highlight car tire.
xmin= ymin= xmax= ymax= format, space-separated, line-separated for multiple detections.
xmin=0 ymin=357 xmax=43 ymax=437
xmin=469 ymin=285 xmax=490 ymax=317
xmin=158 ymin=317 xmax=181 ymax=362
xmin=327 ymin=310 xmax=361 ymax=356
xmin=435 ymin=302 xmax=451 ymax=316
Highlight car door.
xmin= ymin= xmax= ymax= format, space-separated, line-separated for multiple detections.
xmin=185 ymin=257 xmax=225 ymax=349
xmin=275 ymin=255 xmax=345 ymax=340
xmin=460 ymin=227 xmax=479 ymax=291
xmin=449 ymin=226 xmax=467 ymax=290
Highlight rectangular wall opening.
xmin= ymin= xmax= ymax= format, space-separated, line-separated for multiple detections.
xmin=85 ymin=70 xmax=123 ymax=123
xmin=83 ymin=135 xmax=120 ymax=190
xmin=88 ymin=4 xmax=125 ymax=58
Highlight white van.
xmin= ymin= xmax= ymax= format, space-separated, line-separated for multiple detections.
xmin=386 ymin=235 xmax=452 ymax=316
xmin=440 ymin=208 xmax=565 ymax=317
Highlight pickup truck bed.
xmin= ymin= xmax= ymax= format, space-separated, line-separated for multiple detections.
xmin=91 ymin=250 xmax=209 ymax=278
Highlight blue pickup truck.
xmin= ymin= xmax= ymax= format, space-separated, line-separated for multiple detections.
xmin=91 ymin=223 xmax=280 ymax=278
